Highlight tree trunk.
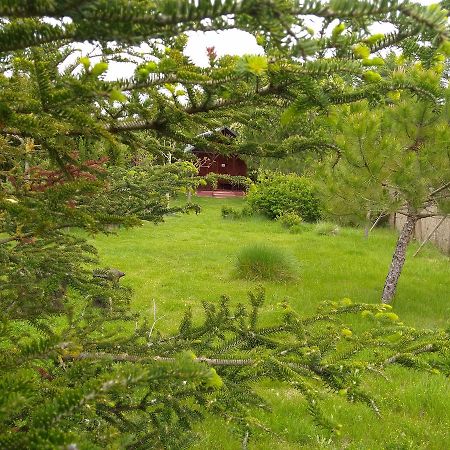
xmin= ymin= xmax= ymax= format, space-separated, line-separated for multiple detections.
xmin=364 ymin=210 xmax=371 ymax=239
xmin=381 ymin=214 xmax=416 ymax=304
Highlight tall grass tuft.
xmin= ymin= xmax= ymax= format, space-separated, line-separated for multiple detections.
xmin=315 ymin=221 xmax=340 ymax=236
xmin=235 ymin=244 xmax=298 ymax=281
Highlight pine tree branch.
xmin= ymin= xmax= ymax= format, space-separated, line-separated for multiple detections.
xmin=369 ymin=30 xmax=416 ymax=53
xmin=121 ymin=74 xmax=242 ymax=91
xmin=383 ymin=343 xmax=436 ymax=365
xmin=64 ymin=352 xmax=256 ymax=366
xmin=65 ymin=344 xmax=441 ymax=369
xmin=106 ymin=84 xmax=283 ymax=133
xmin=398 ymin=3 xmax=449 ymax=40
xmin=1 ymin=1 xmax=448 ymax=53
xmin=63 ymin=350 xmax=314 ymax=371
xmin=0 ymin=233 xmax=34 ymax=245
xmin=0 ymin=224 xmax=75 ymax=246
xmin=0 ymin=0 xmax=94 ymax=18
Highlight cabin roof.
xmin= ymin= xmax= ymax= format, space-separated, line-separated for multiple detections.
xmin=184 ymin=126 xmax=237 ymax=153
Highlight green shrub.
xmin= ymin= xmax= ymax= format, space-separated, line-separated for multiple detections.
xmin=315 ymin=221 xmax=340 ymax=236
xmin=235 ymin=244 xmax=298 ymax=281
xmin=277 ymin=211 xmax=303 ymax=228
xmin=246 ymin=171 xmax=321 ymax=222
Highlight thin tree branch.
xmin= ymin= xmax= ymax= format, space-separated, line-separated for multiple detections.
xmin=370 ymin=211 xmax=388 ymax=232
xmin=429 ymin=182 xmax=450 ymax=198
xmin=383 ymin=344 xmax=435 ymax=365
xmin=0 ymin=224 xmax=72 ymax=246
xmin=64 ymin=352 xmax=255 ymax=366
xmin=413 ymin=216 xmax=447 ymax=257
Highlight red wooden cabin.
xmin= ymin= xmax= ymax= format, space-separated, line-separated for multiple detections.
xmin=185 ymin=127 xmax=247 ymax=196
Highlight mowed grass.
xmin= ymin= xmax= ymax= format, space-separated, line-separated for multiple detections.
xmin=91 ymin=197 xmax=450 ymax=449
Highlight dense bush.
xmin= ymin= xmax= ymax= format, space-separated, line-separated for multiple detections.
xmin=235 ymin=244 xmax=298 ymax=281
xmin=246 ymin=172 xmax=321 ymax=222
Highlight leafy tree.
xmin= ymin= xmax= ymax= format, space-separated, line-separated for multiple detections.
xmin=1 ymin=1 xmax=450 ymax=448
xmin=318 ymin=68 xmax=450 ymax=303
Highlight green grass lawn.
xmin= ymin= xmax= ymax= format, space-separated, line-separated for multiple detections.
xmin=91 ymin=197 xmax=450 ymax=449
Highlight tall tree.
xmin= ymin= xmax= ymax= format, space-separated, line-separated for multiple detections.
xmin=318 ymin=67 xmax=450 ymax=303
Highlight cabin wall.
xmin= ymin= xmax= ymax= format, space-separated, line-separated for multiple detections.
xmin=194 ymin=152 xmax=247 ymax=190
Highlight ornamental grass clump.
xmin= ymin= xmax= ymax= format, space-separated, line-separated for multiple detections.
xmin=315 ymin=221 xmax=340 ymax=236
xmin=235 ymin=244 xmax=298 ymax=281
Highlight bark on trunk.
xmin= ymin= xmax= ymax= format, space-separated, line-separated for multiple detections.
xmin=381 ymin=214 xmax=416 ymax=304
xmin=364 ymin=210 xmax=371 ymax=239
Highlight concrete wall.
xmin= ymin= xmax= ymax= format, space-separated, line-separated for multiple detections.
xmin=391 ymin=212 xmax=450 ymax=255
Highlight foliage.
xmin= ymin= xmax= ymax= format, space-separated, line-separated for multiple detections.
xmin=235 ymin=244 xmax=298 ymax=281
xmin=202 ymin=173 xmax=252 ymax=191
xmin=247 ymin=171 xmax=322 ymax=222
xmin=277 ymin=211 xmax=309 ymax=233
xmin=314 ymin=77 xmax=450 ymax=302
xmin=289 ymin=223 xmax=309 ymax=234
xmin=0 ymin=159 xmax=198 ymax=320
xmin=317 ymin=84 xmax=450 ymax=226
xmin=222 ymin=205 xmax=241 ymax=220
xmin=106 ymin=162 xmax=199 ymax=222
xmin=1 ymin=0 xmax=450 ymax=448
xmin=3 ymin=288 xmax=448 ymax=448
